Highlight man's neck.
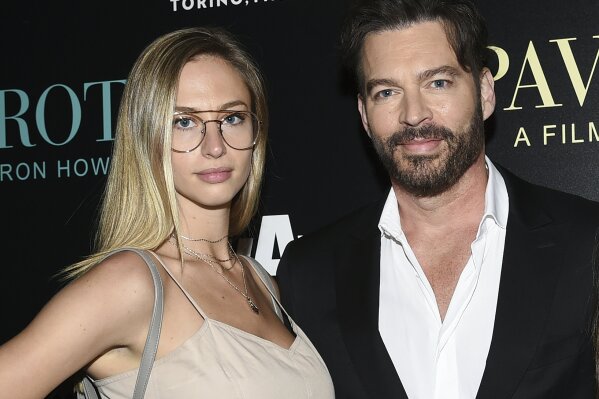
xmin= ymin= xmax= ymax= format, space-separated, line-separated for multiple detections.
xmin=393 ymin=155 xmax=488 ymax=235
xmin=392 ymin=155 xmax=490 ymax=321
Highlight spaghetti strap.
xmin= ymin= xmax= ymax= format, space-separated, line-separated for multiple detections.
xmin=147 ymin=251 xmax=209 ymax=320
xmin=241 ymin=255 xmax=288 ymax=323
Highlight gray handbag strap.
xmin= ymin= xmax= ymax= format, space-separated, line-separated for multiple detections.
xmin=79 ymin=248 xmax=164 ymax=399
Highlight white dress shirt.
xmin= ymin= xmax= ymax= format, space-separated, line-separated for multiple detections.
xmin=378 ymin=157 xmax=509 ymax=399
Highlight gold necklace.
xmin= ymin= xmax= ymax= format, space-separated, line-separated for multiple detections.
xmin=179 ymin=244 xmax=260 ymax=314
xmin=182 ymin=242 xmax=236 ymax=265
xmin=170 ymin=234 xmax=235 ymax=266
xmin=178 ymin=233 xmax=229 ymax=243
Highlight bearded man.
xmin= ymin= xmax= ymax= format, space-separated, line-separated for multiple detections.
xmin=277 ymin=0 xmax=599 ymax=398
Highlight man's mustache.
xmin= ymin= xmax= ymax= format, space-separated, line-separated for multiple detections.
xmin=385 ymin=125 xmax=455 ymax=148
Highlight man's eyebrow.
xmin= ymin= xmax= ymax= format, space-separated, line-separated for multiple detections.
xmin=418 ymin=65 xmax=460 ymax=81
xmin=365 ymin=78 xmax=401 ymax=95
xmin=364 ymin=66 xmax=462 ymax=94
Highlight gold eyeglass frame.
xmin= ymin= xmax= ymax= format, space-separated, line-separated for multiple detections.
xmin=171 ymin=109 xmax=261 ymax=153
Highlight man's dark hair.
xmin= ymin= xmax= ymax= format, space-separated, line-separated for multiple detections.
xmin=340 ymin=0 xmax=489 ymax=95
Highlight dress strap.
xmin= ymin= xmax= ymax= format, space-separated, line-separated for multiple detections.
xmin=147 ymin=251 xmax=209 ymax=320
xmin=241 ymin=255 xmax=287 ymax=323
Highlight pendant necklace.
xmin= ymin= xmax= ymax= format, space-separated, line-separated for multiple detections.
xmin=174 ymin=236 xmax=260 ymax=314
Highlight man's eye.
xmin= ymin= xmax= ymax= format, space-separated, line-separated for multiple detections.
xmin=431 ymin=80 xmax=448 ymax=89
xmin=375 ymin=89 xmax=394 ymax=99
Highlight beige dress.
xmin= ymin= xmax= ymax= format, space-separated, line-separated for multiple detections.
xmin=92 ymin=255 xmax=335 ymax=399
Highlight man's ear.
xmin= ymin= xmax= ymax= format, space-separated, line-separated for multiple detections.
xmin=357 ymin=94 xmax=372 ymax=138
xmin=479 ymin=68 xmax=496 ymax=121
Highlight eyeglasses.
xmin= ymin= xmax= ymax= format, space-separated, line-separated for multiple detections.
xmin=171 ymin=109 xmax=260 ymax=153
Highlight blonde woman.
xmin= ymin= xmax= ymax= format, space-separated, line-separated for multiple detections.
xmin=0 ymin=27 xmax=334 ymax=399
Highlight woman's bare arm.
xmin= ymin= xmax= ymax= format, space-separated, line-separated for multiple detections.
xmin=0 ymin=251 xmax=155 ymax=399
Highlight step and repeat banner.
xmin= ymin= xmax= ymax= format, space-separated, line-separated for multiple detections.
xmin=1 ymin=0 xmax=598 ymax=394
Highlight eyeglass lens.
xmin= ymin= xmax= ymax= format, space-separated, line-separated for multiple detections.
xmin=172 ymin=111 xmax=257 ymax=152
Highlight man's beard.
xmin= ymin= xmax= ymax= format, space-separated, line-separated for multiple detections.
xmin=371 ymin=104 xmax=485 ymax=198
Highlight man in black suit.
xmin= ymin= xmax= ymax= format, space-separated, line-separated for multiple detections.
xmin=277 ymin=0 xmax=599 ymax=397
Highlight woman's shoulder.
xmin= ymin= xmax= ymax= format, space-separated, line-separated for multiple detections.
xmin=77 ymin=249 xmax=158 ymax=309
xmin=0 ymin=249 xmax=160 ymax=395
xmin=52 ymin=250 xmax=158 ymax=336
xmin=86 ymin=249 xmax=156 ymax=280
xmin=45 ymin=249 xmax=159 ymax=352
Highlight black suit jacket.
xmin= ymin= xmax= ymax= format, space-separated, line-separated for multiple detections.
xmin=277 ymin=168 xmax=599 ymax=399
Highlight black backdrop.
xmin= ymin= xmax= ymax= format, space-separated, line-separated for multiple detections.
xmin=2 ymin=0 xmax=599 ymax=396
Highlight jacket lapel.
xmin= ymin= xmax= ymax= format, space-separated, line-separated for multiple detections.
xmin=477 ymin=170 xmax=567 ymax=398
xmin=335 ymin=204 xmax=408 ymax=399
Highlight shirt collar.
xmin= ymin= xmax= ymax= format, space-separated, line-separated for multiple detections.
xmin=483 ymin=156 xmax=509 ymax=230
xmin=378 ymin=187 xmax=404 ymax=242
xmin=378 ymin=156 xmax=509 ymax=241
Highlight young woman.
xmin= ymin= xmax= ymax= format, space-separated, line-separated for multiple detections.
xmin=0 ymin=27 xmax=334 ymax=398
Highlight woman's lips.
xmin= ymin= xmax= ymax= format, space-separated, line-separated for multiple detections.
xmin=196 ymin=167 xmax=232 ymax=183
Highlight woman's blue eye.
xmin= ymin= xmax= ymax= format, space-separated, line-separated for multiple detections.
xmin=223 ymin=113 xmax=244 ymax=125
xmin=174 ymin=117 xmax=196 ymax=129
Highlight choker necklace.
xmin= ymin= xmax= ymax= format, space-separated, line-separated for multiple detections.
xmin=169 ymin=236 xmax=235 ymax=269
xmin=171 ymin=237 xmax=260 ymax=314
xmin=179 ymin=233 xmax=229 ymax=243
xmin=181 ymin=241 xmax=236 ymax=265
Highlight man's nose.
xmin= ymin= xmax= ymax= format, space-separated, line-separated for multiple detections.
xmin=398 ymin=89 xmax=433 ymax=127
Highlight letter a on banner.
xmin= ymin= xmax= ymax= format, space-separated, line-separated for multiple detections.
xmin=255 ymin=215 xmax=295 ymax=275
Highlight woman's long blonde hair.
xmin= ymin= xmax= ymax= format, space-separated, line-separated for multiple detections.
xmin=63 ymin=27 xmax=268 ymax=279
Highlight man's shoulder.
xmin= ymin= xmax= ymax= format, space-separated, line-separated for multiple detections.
xmin=282 ymin=198 xmax=384 ymax=257
xmin=497 ymin=164 xmax=599 ymax=221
